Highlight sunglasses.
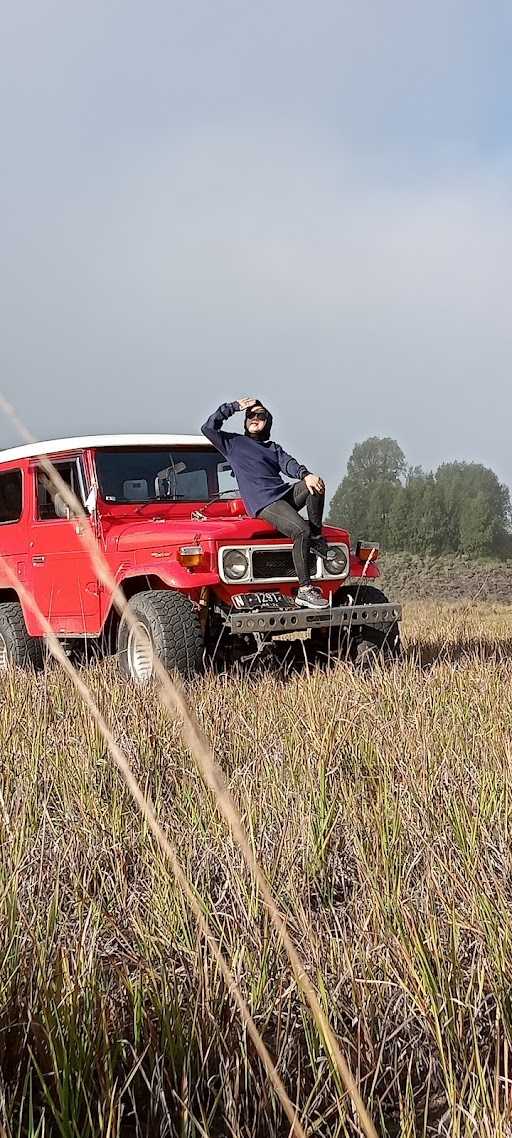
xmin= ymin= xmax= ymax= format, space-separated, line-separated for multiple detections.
xmin=247 ymin=409 xmax=267 ymax=421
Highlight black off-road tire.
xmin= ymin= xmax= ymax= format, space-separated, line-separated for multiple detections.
xmin=345 ymin=584 xmax=401 ymax=664
xmin=310 ymin=584 xmax=401 ymax=666
xmin=117 ymin=590 xmax=204 ymax=683
xmin=0 ymin=602 xmax=44 ymax=672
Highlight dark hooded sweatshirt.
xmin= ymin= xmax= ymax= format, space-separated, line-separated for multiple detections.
xmin=201 ymin=401 xmax=310 ymax=518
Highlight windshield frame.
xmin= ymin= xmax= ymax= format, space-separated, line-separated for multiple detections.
xmin=93 ymin=445 xmax=240 ymax=506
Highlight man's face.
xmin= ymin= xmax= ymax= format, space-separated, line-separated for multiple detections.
xmin=246 ymin=406 xmax=268 ymax=434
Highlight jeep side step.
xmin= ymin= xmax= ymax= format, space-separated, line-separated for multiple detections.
xmin=228 ymin=601 xmax=401 ymax=635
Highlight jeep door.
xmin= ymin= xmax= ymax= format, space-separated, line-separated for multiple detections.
xmin=0 ymin=463 xmax=28 ymax=578
xmin=28 ymin=457 xmax=101 ymax=635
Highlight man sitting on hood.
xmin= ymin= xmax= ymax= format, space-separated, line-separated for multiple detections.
xmin=201 ymin=397 xmax=329 ymax=609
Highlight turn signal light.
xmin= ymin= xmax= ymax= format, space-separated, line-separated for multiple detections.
xmin=356 ymin=541 xmax=380 ymax=563
xmin=178 ymin=544 xmax=205 ymax=568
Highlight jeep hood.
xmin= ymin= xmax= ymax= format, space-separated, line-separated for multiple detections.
xmin=110 ymin=516 xmax=279 ymax=553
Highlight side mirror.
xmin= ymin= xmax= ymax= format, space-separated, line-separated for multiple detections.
xmin=154 ymin=463 xmax=186 ymax=497
xmin=85 ymin=485 xmax=97 ymax=514
xmin=219 ymin=462 xmax=235 ymax=478
xmin=53 ymin=492 xmax=71 ymax=520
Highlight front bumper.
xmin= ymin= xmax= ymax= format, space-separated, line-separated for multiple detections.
xmin=228 ymin=601 xmax=401 ymax=635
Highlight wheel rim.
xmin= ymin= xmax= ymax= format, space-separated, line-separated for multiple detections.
xmin=0 ymin=632 xmax=9 ymax=672
xmin=127 ymin=622 xmax=154 ymax=682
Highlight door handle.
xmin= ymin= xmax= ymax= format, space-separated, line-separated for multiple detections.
xmin=32 ymin=555 xmax=45 ymax=565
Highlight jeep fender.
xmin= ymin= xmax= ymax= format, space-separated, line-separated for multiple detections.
xmin=99 ymin=562 xmax=219 ymax=630
xmin=348 ymin=558 xmax=380 ymax=580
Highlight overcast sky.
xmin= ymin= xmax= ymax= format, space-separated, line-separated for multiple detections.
xmin=2 ymin=1 xmax=511 ymax=502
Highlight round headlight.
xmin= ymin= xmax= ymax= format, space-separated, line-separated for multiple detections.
xmin=324 ymin=545 xmax=348 ymax=576
xmin=223 ymin=548 xmax=249 ymax=580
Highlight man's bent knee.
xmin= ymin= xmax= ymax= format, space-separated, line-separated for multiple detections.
xmin=293 ymin=518 xmax=311 ymax=540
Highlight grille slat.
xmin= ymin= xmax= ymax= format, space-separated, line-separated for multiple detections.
xmin=252 ymin=549 xmax=317 ymax=581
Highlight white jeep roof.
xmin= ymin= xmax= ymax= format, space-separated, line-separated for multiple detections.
xmin=0 ymin=434 xmax=211 ymax=465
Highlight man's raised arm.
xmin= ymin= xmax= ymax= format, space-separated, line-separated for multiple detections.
xmin=201 ymin=402 xmax=240 ymax=454
xmin=201 ymin=398 xmax=256 ymax=454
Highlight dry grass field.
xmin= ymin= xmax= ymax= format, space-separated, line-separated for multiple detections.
xmin=2 ymin=601 xmax=512 ymax=1137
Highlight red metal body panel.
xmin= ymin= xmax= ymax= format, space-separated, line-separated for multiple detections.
xmin=0 ymin=463 xmax=31 ymax=603
xmin=0 ymin=444 xmax=380 ymax=639
xmin=26 ymin=464 xmax=100 ymax=636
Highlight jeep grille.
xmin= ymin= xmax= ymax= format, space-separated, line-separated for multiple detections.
xmin=218 ymin=542 xmax=350 ymax=584
xmin=252 ymin=549 xmax=318 ymax=581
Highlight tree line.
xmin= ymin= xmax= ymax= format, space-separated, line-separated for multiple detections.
xmin=327 ymin=437 xmax=512 ymax=556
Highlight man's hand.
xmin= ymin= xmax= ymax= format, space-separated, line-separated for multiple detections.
xmin=305 ymin=473 xmax=325 ymax=495
xmin=238 ymin=397 xmax=257 ymax=411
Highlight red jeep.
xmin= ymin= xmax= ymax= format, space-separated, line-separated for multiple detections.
xmin=0 ymin=434 xmax=401 ymax=679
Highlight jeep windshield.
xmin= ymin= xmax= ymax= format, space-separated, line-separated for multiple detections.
xmin=95 ymin=448 xmax=239 ymax=504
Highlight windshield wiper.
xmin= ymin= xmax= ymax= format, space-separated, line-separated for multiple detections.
xmin=204 ymin=490 xmax=240 ymax=507
xmin=133 ymin=496 xmax=187 ymax=513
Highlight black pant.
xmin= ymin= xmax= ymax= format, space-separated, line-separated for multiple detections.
xmin=259 ymin=481 xmax=325 ymax=586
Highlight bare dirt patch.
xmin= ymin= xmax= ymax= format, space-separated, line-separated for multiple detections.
xmin=380 ymin=551 xmax=512 ymax=603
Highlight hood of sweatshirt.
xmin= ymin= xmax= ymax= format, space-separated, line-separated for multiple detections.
xmin=243 ymin=399 xmax=273 ymax=443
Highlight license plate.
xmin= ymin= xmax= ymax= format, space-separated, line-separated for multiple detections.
xmin=232 ymin=591 xmax=291 ymax=611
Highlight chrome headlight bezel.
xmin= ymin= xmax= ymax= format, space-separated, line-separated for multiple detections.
xmin=323 ymin=544 xmax=349 ymax=577
xmin=222 ymin=548 xmax=250 ymax=581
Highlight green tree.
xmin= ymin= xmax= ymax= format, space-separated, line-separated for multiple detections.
xmin=365 ymin=481 xmax=401 ymax=546
xmin=327 ymin=476 xmax=369 ymax=536
xmin=387 ymin=483 xmax=410 ymax=550
xmin=436 ymin=462 xmax=510 ymax=552
xmin=328 ymin=437 xmax=406 ymax=536
xmin=459 ymin=492 xmax=497 ymax=556
xmin=410 ymin=475 xmax=448 ymax=555
xmin=386 ymin=471 xmax=448 ymax=553
xmin=346 ymin=437 xmax=407 ymax=486
xmin=328 ymin=441 xmax=511 ymax=556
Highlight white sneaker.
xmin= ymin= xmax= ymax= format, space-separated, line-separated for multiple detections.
xmin=295 ymin=586 xmax=329 ymax=609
